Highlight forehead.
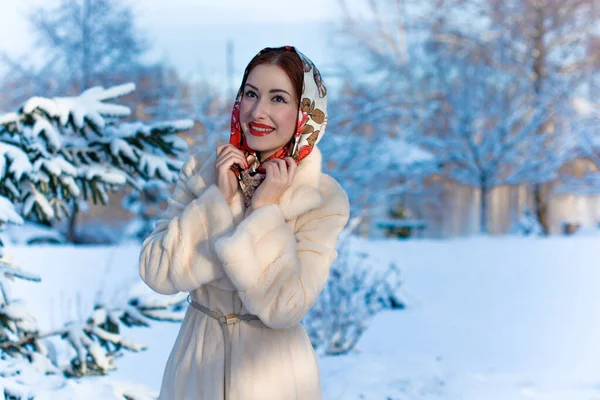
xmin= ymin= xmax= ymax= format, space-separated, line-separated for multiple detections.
xmin=246 ymin=64 xmax=293 ymax=91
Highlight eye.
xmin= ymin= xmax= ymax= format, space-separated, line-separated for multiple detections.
xmin=273 ymin=95 xmax=287 ymax=103
xmin=245 ymin=90 xmax=258 ymax=98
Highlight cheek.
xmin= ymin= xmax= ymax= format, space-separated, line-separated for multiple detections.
xmin=278 ymin=107 xmax=298 ymax=132
xmin=239 ymin=101 xmax=251 ymax=122
xmin=239 ymin=104 xmax=253 ymax=136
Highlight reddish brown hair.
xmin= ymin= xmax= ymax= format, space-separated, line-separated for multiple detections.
xmin=237 ymin=47 xmax=304 ymax=107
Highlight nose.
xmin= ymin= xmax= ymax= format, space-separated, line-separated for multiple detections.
xmin=250 ymin=98 xmax=268 ymax=121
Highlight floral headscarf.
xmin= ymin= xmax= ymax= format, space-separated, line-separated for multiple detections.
xmin=229 ymin=46 xmax=328 ymax=209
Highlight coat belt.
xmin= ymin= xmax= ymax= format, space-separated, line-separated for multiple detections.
xmin=187 ymin=294 xmax=260 ymax=400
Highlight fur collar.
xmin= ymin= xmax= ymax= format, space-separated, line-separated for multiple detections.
xmin=185 ymin=145 xmax=324 ymax=221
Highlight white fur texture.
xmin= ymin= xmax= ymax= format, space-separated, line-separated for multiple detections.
xmin=138 ymin=145 xmax=350 ymax=400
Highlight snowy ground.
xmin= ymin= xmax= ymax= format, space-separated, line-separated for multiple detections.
xmin=7 ymin=234 xmax=600 ymax=399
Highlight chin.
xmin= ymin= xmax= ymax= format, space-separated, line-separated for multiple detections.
xmin=244 ymin=134 xmax=270 ymax=151
xmin=244 ymin=138 xmax=261 ymax=151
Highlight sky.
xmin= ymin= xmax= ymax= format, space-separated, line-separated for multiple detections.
xmin=0 ymin=0 xmax=349 ymax=87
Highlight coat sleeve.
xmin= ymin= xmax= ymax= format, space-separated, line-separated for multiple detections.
xmin=213 ymin=183 xmax=350 ymax=329
xmin=138 ymin=154 xmax=235 ymax=295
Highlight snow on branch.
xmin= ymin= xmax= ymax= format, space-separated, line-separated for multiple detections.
xmin=0 ymin=197 xmax=23 ymax=227
xmin=0 ymin=82 xmax=190 ymax=225
xmin=0 ymin=290 xmax=186 ymax=381
xmin=22 ymin=83 xmax=134 ymax=129
xmin=0 ymin=355 xmax=158 ymax=399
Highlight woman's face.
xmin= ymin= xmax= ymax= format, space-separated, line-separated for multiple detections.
xmin=239 ymin=64 xmax=298 ymax=161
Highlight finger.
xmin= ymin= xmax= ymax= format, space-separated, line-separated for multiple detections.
xmin=285 ymin=157 xmax=297 ymax=182
xmin=268 ymin=162 xmax=280 ymax=180
xmin=284 ymin=157 xmax=296 ymax=170
xmin=271 ymin=159 xmax=286 ymax=180
xmin=216 ymin=144 xmax=230 ymax=156
xmin=218 ymin=154 xmax=247 ymax=170
xmin=216 ymin=151 xmax=244 ymax=165
xmin=262 ymin=162 xmax=273 ymax=179
xmin=217 ymin=148 xmax=249 ymax=168
xmin=216 ymin=143 xmax=234 ymax=157
xmin=216 ymin=153 xmax=248 ymax=170
xmin=216 ymin=144 xmax=244 ymax=158
xmin=278 ymin=158 xmax=292 ymax=181
xmin=272 ymin=158 xmax=287 ymax=172
xmin=218 ymin=145 xmax=247 ymax=164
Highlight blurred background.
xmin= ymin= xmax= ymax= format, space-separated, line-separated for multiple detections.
xmin=1 ymin=0 xmax=599 ymax=242
xmin=0 ymin=0 xmax=599 ymax=399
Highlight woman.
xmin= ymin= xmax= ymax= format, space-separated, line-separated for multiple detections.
xmin=139 ymin=46 xmax=350 ymax=400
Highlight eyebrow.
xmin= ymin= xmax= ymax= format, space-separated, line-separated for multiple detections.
xmin=245 ymin=83 xmax=291 ymax=97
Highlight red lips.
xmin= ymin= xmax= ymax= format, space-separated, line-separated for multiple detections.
xmin=248 ymin=122 xmax=275 ymax=136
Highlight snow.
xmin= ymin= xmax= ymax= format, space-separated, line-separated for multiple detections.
xmin=138 ymin=153 xmax=178 ymax=181
xmin=513 ymin=208 xmax=543 ymax=236
xmin=61 ymin=175 xmax=81 ymax=193
xmin=32 ymin=155 xmax=77 ymax=177
xmin=105 ymin=119 xmax=194 ymax=138
xmin=22 ymin=189 xmax=54 ymax=220
xmin=21 ymin=97 xmax=58 ymax=119
xmin=1 ymin=299 xmax=39 ymax=333
xmin=22 ymin=84 xmax=133 ymax=129
xmin=0 ymin=196 xmax=23 ymax=226
xmin=109 ymin=138 xmax=137 ymax=161
xmin=0 ymin=142 xmax=33 ymax=180
xmin=31 ymin=117 xmax=62 ymax=149
xmin=324 ymin=235 xmax=600 ymax=399
xmin=375 ymin=136 xmax=435 ymax=168
xmin=79 ymin=165 xmax=127 ymax=185
xmin=0 ymin=112 xmax=20 ymax=126
xmin=162 ymin=135 xmax=189 ymax=152
xmin=95 ymin=83 xmax=136 ymax=102
xmin=3 ymin=235 xmax=600 ymax=398
xmin=150 ymin=119 xmax=195 ymax=132
xmin=0 ymin=353 xmax=157 ymax=400
xmin=572 ymin=97 xmax=599 ymax=117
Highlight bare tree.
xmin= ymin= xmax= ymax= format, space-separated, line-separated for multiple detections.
xmin=483 ymin=0 xmax=600 ymax=233
xmin=419 ymin=54 xmax=567 ymax=233
xmin=28 ymin=0 xmax=148 ymax=93
xmin=336 ymin=0 xmax=599 ymax=234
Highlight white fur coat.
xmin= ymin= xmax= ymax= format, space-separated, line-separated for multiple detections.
xmin=139 ymin=145 xmax=350 ymax=400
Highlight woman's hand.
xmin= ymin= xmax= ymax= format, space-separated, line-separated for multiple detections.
xmin=214 ymin=144 xmax=248 ymax=203
xmin=250 ymin=157 xmax=297 ymax=210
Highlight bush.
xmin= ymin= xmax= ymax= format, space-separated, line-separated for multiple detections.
xmin=302 ymin=234 xmax=404 ymax=356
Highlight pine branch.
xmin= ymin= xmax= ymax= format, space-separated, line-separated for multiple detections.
xmin=0 ymin=292 xmax=186 ymax=377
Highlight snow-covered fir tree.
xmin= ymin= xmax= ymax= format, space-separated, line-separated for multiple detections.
xmin=0 ymin=83 xmax=193 ymax=399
